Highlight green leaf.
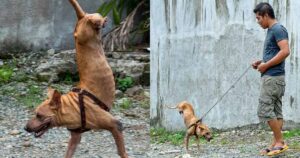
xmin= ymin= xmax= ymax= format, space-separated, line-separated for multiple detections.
xmin=99 ymin=0 xmax=116 ymax=16
xmin=97 ymin=2 xmax=108 ymax=14
xmin=117 ymin=0 xmax=126 ymax=18
xmin=113 ymin=7 xmax=121 ymax=25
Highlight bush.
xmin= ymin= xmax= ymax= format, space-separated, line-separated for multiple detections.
xmin=116 ymin=76 xmax=134 ymax=92
xmin=0 ymin=65 xmax=13 ymax=82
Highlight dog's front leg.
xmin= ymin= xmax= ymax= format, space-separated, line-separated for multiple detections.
xmin=110 ymin=120 xmax=128 ymax=158
xmin=65 ymin=131 xmax=82 ymax=158
xmin=184 ymin=132 xmax=190 ymax=153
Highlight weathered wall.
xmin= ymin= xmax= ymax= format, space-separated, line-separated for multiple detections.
xmin=150 ymin=0 xmax=300 ymax=130
xmin=0 ymin=0 xmax=112 ymax=52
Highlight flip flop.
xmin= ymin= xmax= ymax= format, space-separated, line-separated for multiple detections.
xmin=267 ymin=144 xmax=289 ymax=156
xmin=260 ymin=148 xmax=271 ymax=156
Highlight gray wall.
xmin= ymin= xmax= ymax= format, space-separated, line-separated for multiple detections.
xmin=0 ymin=0 xmax=111 ymax=52
xmin=150 ymin=0 xmax=300 ymax=130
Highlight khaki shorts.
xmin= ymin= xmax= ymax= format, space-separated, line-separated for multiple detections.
xmin=257 ymin=75 xmax=285 ymax=123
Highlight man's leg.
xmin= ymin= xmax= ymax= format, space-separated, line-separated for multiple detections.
xmin=277 ymin=118 xmax=283 ymax=130
xmin=258 ymin=76 xmax=280 ymax=154
xmin=268 ymin=119 xmax=284 ymax=147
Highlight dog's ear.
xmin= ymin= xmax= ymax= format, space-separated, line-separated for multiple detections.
xmin=47 ymin=87 xmax=61 ymax=109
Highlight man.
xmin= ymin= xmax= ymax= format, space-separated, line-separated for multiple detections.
xmin=252 ymin=2 xmax=290 ymax=156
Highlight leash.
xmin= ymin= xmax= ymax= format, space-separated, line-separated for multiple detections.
xmin=200 ymin=65 xmax=252 ymax=120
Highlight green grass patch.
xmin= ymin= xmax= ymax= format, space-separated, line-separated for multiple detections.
xmin=140 ymin=99 xmax=150 ymax=109
xmin=150 ymin=128 xmax=185 ymax=145
xmin=151 ymin=127 xmax=218 ymax=146
xmin=289 ymin=141 xmax=300 ymax=150
xmin=0 ymin=84 xmax=17 ymax=96
xmin=119 ymin=98 xmax=133 ymax=109
xmin=0 ymin=65 xmax=13 ymax=82
xmin=58 ymin=71 xmax=79 ymax=85
xmin=17 ymin=85 xmax=43 ymax=108
xmin=220 ymin=138 xmax=229 ymax=145
xmin=283 ymin=129 xmax=300 ymax=139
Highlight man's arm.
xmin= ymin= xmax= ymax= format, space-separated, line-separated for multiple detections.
xmin=257 ymin=39 xmax=290 ymax=73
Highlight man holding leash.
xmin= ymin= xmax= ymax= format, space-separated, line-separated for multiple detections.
xmin=252 ymin=2 xmax=290 ymax=156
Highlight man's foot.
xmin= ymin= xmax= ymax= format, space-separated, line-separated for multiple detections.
xmin=267 ymin=144 xmax=288 ymax=156
xmin=260 ymin=148 xmax=271 ymax=155
xmin=260 ymin=142 xmax=275 ymax=156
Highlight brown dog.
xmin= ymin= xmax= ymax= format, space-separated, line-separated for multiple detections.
xmin=167 ymin=101 xmax=212 ymax=152
xmin=24 ymin=0 xmax=128 ymax=158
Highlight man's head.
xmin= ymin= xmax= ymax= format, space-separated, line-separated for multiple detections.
xmin=253 ymin=2 xmax=275 ymax=29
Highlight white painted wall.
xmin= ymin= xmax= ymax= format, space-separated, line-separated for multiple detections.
xmin=0 ymin=0 xmax=111 ymax=52
xmin=150 ymin=0 xmax=300 ymax=130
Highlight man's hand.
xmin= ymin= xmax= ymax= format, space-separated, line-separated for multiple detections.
xmin=257 ymin=62 xmax=269 ymax=73
xmin=251 ymin=60 xmax=262 ymax=69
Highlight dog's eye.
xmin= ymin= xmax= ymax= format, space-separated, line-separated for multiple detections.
xmin=36 ymin=114 xmax=43 ymax=119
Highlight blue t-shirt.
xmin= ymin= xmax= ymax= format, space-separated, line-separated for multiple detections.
xmin=262 ymin=23 xmax=288 ymax=76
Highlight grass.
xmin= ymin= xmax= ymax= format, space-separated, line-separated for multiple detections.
xmin=119 ymin=98 xmax=133 ymax=109
xmin=283 ymin=129 xmax=300 ymax=139
xmin=140 ymin=99 xmax=150 ymax=109
xmin=58 ymin=71 xmax=79 ymax=85
xmin=289 ymin=141 xmax=300 ymax=150
xmin=150 ymin=128 xmax=185 ymax=145
xmin=17 ymin=85 xmax=44 ymax=108
xmin=220 ymin=138 xmax=229 ymax=145
xmin=0 ymin=65 xmax=13 ymax=83
xmin=150 ymin=127 xmax=211 ymax=146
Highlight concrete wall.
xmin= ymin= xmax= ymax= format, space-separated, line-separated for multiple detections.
xmin=0 ymin=0 xmax=111 ymax=52
xmin=150 ymin=0 xmax=300 ymax=130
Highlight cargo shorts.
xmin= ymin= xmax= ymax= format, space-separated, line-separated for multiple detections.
xmin=257 ymin=75 xmax=285 ymax=123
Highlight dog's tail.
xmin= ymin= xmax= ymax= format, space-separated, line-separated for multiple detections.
xmin=165 ymin=104 xmax=177 ymax=109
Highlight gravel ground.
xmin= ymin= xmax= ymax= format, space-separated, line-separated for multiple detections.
xmin=1 ymin=96 xmax=300 ymax=158
xmin=1 ymin=85 xmax=300 ymax=158
xmin=0 ymin=95 xmax=150 ymax=158
xmin=149 ymin=129 xmax=300 ymax=158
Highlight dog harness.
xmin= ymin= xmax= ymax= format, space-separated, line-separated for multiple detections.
xmin=67 ymin=87 xmax=110 ymax=133
xmin=188 ymin=119 xmax=201 ymax=136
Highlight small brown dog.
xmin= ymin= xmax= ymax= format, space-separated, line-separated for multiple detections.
xmin=167 ymin=101 xmax=212 ymax=152
xmin=24 ymin=0 xmax=127 ymax=158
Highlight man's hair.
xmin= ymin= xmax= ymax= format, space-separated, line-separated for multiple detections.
xmin=253 ymin=2 xmax=275 ymax=19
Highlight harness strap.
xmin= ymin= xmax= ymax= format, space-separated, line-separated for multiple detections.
xmin=188 ymin=119 xmax=202 ymax=135
xmin=68 ymin=88 xmax=110 ymax=133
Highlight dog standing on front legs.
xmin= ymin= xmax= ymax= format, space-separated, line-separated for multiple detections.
xmin=167 ymin=101 xmax=212 ymax=153
xmin=24 ymin=0 xmax=128 ymax=158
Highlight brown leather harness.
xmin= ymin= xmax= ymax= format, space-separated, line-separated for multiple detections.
xmin=67 ymin=87 xmax=110 ymax=133
xmin=188 ymin=119 xmax=201 ymax=136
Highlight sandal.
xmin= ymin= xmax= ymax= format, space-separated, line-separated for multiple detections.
xmin=267 ymin=144 xmax=288 ymax=156
xmin=260 ymin=148 xmax=271 ymax=156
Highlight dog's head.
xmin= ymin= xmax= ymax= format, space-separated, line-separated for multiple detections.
xmin=24 ymin=88 xmax=61 ymax=138
xmin=196 ymin=123 xmax=213 ymax=142
xmin=86 ymin=13 xmax=108 ymax=30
